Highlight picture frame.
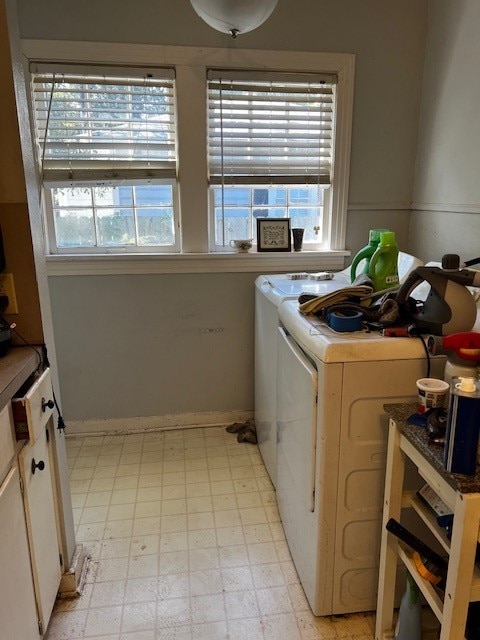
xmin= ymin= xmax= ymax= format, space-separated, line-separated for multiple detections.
xmin=256 ymin=218 xmax=291 ymax=252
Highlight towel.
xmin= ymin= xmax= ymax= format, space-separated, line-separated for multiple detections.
xmin=298 ymin=284 xmax=374 ymax=315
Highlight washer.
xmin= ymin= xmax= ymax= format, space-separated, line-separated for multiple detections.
xmin=254 ymin=252 xmax=423 ymax=487
xmin=276 ymin=301 xmax=444 ymax=615
xmin=254 ymin=271 xmax=350 ymax=486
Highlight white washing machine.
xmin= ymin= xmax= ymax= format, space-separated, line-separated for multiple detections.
xmin=276 ymin=300 xmax=444 ymax=616
xmin=254 ymin=272 xmax=350 ymax=486
xmin=254 ymin=252 xmax=423 ymax=487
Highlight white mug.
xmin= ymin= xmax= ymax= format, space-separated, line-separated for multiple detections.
xmin=229 ymin=239 xmax=252 ymax=252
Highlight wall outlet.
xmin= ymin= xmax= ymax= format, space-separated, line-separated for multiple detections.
xmin=0 ymin=273 xmax=19 ymax=314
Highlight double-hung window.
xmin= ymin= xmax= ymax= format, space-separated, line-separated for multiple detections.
xmin=25 ymin=42 xmax=354 ymax=265
xmin=207 ymin=71 xmax=337 ymax=251
xmin=31 ymin=64 xmax=178 ymax=253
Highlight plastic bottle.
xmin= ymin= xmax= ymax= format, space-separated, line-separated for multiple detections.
xmin=394 ymin=571 xmax=422 ymax=640
xmin=350 ymin=228 xmax=388 ymax=283
xmin=368 ymin=230 xmax=399 ymax=292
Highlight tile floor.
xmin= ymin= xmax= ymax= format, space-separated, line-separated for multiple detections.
xmin=46 ymin=425 xmax=379 ymax=640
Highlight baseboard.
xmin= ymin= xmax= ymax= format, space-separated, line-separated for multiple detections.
xmin=66 ymin=410 xmax=254 ymax=436
xmin=58 ymin=544 xmax=90 ymax=598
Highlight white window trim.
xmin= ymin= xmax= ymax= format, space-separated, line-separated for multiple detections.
xmin=22 ymin=39 xmax=355 ymax=275
xmin=44 ymin=180 xmax=181 ymax=254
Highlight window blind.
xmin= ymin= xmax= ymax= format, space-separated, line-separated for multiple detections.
xmin=207 ymin=70 xmax=336 ymax=186
xmin=31 ymin=64 xmax=177 ymax=185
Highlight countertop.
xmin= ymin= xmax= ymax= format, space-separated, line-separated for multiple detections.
xmin=384 ymin=402 xmax=480 ymax=494
xmin=0 ymin=347 xmax=41 ymax=410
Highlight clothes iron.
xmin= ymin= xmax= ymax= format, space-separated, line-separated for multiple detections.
xmin=395 ymin=254 xmax=480 ymax=335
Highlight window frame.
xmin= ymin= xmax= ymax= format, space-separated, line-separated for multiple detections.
xmin=22 ymin=40 xmax=354 ymax=274
xmin=43 ymin=179 xmax=180 ymax=254
xmin=206 ymin=71 xmax=337 ymax=252
xmin=208 ymin=184 xmax=330 ymax=252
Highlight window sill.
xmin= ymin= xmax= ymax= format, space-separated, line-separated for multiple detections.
xmin=45 ymin=251 xmax=350 ymax=276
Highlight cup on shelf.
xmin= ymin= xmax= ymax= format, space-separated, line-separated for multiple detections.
xmin=292 ymin=228 xmax=305 ymax=252
xmin=229 ymin=239 xmax=252 ymax=253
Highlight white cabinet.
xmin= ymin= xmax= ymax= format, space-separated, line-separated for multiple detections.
xmin=19 ymin=425 xmax=62 ymax=633
xmin=0 ymin=367 xmax=61 ymax=638
xmin=0 ymin=466 xmax=40 ymax=640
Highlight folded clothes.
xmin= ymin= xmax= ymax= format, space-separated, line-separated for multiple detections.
xmin=298 ymin=284 xmax=374 ymax=315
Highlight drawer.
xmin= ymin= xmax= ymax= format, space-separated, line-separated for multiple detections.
xmin=12 ymin=369 xmax=54 ymax=443
xmin=0 ymin=403 xmax=15 ymax=480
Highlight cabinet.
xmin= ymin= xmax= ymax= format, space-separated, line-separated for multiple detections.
xmin=19 ymin=423 xmax=62 ymax=633
xmin=376 ymin=404 xmax=480 ymax=640
xmin=0 ymin=466 xmax=40 ymax=640
xmin=0 ymin=365 xmax=60 ymax=638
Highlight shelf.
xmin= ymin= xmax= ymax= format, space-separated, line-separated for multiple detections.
xmin=377 ymin=409 xmax=480 ymax=640
xmin=408 ymin=495 xmax=480 ymax=602
xmin=409 ymin=494 xmax=452 ymax=554
xmin=397 ymin=546 xmax=444 ymax=623
xmin=400 ymin=435 xmax=457 ymax=510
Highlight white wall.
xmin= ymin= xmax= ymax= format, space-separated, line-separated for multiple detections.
xmin=410 ymin=0 xmax=480 ymax=262
xmin=16 ymin=0 xmax=428 ymax=426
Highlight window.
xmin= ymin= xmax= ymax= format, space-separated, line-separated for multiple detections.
xmin=207 ymin=72 xmax=336 ymax=249
xmin=31 ymin=64 xmax=179 ymax=253
xmin=25 ymin=42 xmax=354 ymax=265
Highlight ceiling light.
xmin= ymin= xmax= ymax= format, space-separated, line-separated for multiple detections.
xmin=190 ymin=0 xmax=278 ymax=38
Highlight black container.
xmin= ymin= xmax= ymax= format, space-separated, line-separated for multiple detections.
xmin=291 ymin=228 xmax=304 ymax=252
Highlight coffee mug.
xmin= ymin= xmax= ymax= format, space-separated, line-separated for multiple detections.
xmin=230 ymin=239 xmax=252 ymax=253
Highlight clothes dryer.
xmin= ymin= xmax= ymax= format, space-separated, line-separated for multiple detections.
xmin=276 ymin=300 xmax=444 ymax=615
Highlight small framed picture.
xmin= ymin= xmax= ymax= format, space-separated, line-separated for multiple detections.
xmin=256 ymin=218 xmax=291 ymax=252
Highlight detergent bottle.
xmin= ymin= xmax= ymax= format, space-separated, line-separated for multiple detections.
xmin=350 ymin=228 xmax=389 ymax=283
xmin=368 ymin=230 xmax=399 ymax=292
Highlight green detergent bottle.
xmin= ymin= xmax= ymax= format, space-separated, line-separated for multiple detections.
xmin=368 ymin=230 xmax=399 ymax=292
xmin=350 ymin=228 xmax=389 ymax=283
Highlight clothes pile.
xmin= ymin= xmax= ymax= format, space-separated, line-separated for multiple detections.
xmin=226 ymin=419 xmax=257 ymax=444
xmin=298 ymin=274 xmax=402 ymax=327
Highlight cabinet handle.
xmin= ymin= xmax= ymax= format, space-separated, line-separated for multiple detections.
xmin=42 ymin=397 xmax=55 ymax=412
xmin=31 ymin=458 xmax=45 ymax=475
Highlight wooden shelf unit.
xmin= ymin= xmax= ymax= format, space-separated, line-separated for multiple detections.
xmin=375 ymin=407 xmax=480 ymax=640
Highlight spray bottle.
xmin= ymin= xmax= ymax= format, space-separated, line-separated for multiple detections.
xmin=394 ymin=571 xmax=422 ymax=640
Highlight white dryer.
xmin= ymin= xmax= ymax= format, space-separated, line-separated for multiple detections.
xmin=276 ymin=300 xmax=444 ymax=616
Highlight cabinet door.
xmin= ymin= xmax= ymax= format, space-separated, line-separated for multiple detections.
xmin=19 ymin=427 xmax=61 ymax=633
xmin=0 ymin=467 xmax=40 ymax=640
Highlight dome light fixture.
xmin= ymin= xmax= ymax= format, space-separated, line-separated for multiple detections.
xmin=189 ymin=0 xmax=278 ymax=38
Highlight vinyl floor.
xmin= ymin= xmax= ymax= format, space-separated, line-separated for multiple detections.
xmin=44 ymin=425 xmax=436 ymax=639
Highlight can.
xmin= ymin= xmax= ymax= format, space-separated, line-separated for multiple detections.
xmin=444 ymin=377 xmax=480 ymax=476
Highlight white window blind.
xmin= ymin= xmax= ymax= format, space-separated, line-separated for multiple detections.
xmin=30 ymin=64 xmax=177 ymax=185
xmin=207 ymin=70 xmax=337 ymax=186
